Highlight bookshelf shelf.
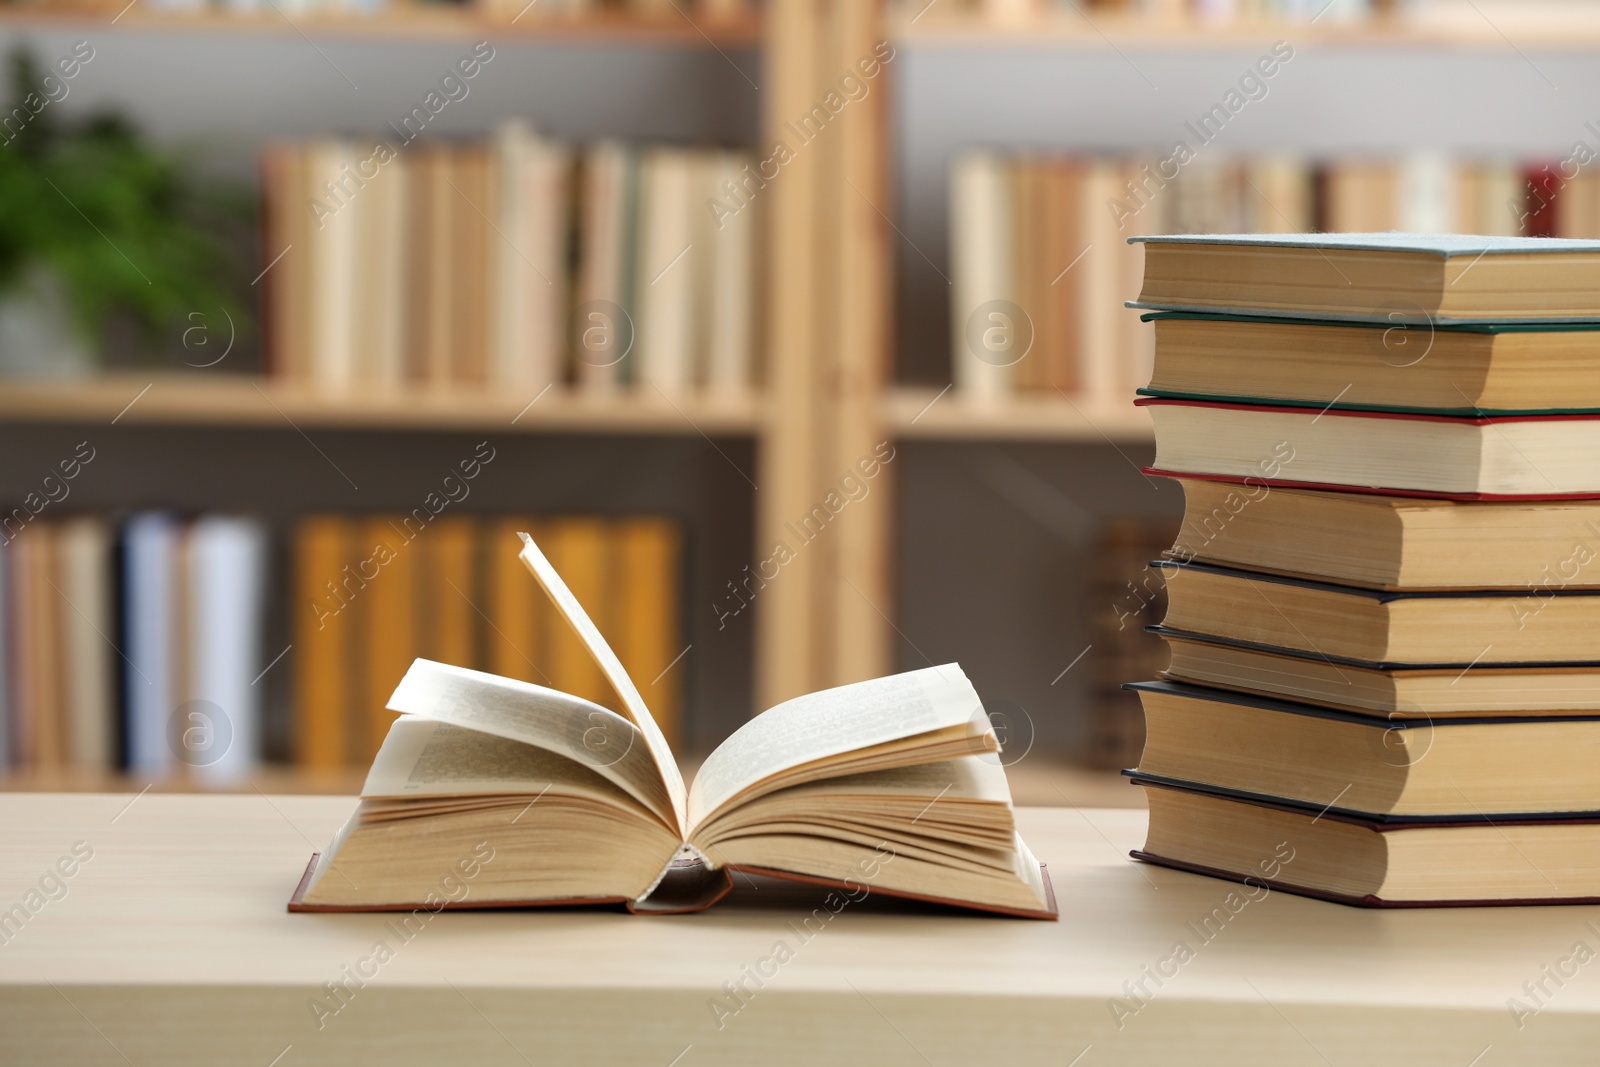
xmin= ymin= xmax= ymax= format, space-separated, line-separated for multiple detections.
xmin=0 ymin=766 xmax=367 ymax=796
xmin=886 ymin=387 xmax=1153 ymax=443
xmin=892 ymin=10 xmax=1600 ymax=51
xmin=0 ymin=374 xmax=764 ymax=437
xmin=0 ymin=6 xmax=764 ymax=46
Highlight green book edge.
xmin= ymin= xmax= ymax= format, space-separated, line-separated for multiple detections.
xmin=1135 ymin=387 xmax=1600 ymax=418
xmin=1137 ymin=310 xmax=1600 ymax=334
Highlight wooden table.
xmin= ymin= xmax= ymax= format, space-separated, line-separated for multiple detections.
xmin=1 ymin=794 xmax=1596 ymax=1065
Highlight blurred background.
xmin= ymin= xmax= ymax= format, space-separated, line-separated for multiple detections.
xmin=0 ymin=0 xmax=1597 ymax=802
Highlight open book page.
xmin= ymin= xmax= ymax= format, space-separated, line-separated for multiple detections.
xmin=361 ymin=717 xmax=644 ymax=814
xmin=743 ymin=755 xmax=1015 ymax=806
xmin=386 ymin=659 xmax=675 ymax=829
xmin=686 ymin=664 xmax=988 ymax=831
xmin=692 ymin=756 xmax=1017 ymax=856
xmin=518 ymin=533 xmax=688 ymax=835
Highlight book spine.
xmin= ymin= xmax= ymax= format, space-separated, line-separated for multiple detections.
xmin=293 ymin=515 xmax=355 ymax=768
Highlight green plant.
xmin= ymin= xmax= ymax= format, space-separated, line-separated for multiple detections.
xmin=0 ymin=47 xmax=253 ymax=361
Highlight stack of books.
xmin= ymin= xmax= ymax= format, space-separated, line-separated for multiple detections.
xmin=1125 ymin=233 xmax=1600 ymax=906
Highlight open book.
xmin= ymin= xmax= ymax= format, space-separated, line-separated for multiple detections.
xmin=288 ymin=533 xmax=1057 ymax=919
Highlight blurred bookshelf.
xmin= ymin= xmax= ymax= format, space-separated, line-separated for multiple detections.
xmin=8 ymin=0 xmax=1600 ymax=793
xmin=0 ymin=3 xmax=763 ymax=45
xmin=886 ymin=387 xmax=1153 ymax=442
xmin=891 ymin=0 xmax=1600 ymax=48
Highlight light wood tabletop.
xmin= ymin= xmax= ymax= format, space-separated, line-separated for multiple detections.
xmin=0 ymin=793 xmax=1596 ymax=1065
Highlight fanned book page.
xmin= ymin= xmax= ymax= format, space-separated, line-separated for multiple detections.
xmin=290 ymin=532 xmax=1057 ymax=920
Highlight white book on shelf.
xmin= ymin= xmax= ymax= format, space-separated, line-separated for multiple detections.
xmin=1399 ymin=152 xmax=1458 ymax=234
xmin=186 ymin=516 xmax=269 ymax=782
xmin=576 ymin=141 xmax=637 ymax=392
xmin=357 ymin=148 xmax=407 ymax=390
xmin=306 ymin=139 xmax=358 ymax=392
xmin=705 ymin=150 xmax=756 ymax=396
xmin=525 ymin=133 xmax=574 ymax=394
xmin=57 ymin=517 xmax=115 ymax=772
xmin=1076 ymin=158 xmax=1121 ymax=406
xmin=950 ymin=151 xmax=1016 ymax=403
xmin=492 ymin=122 xmax=534 ymax=392
xmin=124 ymin=512 xmax=179 ymax=776
xmin=636 ymin=147 xmax=696 ymax=395
xmin=493 ymin=121 xmax=573 ymax=393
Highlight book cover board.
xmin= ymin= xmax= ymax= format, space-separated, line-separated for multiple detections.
xmin=287 ymin=853 xmax=1060 ymax=920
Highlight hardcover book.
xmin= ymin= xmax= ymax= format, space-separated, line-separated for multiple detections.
xmin=1129 ymin=232 xmax=1600 ymax=323
xmin=1129 ymin=680 xmax=1600 ymax=817
xmin=1139 ymin=311 xmax=1600 ymax=416
xmin=1140 ymin=398 xmax=1600 ymax=498
xmin=1165 ymin=477 xmax=1600 ymax=591
xmin=1132 ymin=775 xmax=1600 ymax=907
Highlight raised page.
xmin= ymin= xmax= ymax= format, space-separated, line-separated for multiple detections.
xmin=518 ymin=532 xmax=688 ymax=835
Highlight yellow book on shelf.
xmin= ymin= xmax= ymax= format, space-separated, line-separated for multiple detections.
xmin=612 ymin=517 xmax=683 ymax=747
xmin=292 ymin=516 xmax=356 ymax=768
xmin=420 ymin=515 xmax=479 ymax=671
xmin=484 ymin=517 xmax=545 ymax=684
xmin=15 ymin=524 xmax=64 ymax=768
xmin=359 ymin=517 xmax=419 ymax=763
xmin=542 ymin=517 xmax=615 ymax=710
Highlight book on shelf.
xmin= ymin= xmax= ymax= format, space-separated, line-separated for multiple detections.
xmin=1083 ymin=519 xmax=1174 ymax=770
xmin=0 ymin=510 xmax=685 ymax=780
xmin=1168 ymin=477 xmax=1600 ymax=590
xmin=1130 ymin=680 xmax=1600 ymax=818
xmin=1140 ymin=398 xmax=1600 ymax=498
xmin=185 ymin=516 xmax=270 ymax=780
xmin=0 ymin=512 xmax=271 ymax=778
xmin=294 ymin=514 xmax=357 ymax=770
xmin=289 ymin=533 xmax=1058 ymax=919
xmin=123 ymin=512 xmax=182 ymax=774
xmin=260 ymin=125 xmax=758 ymax=399
xmin=1127 ymin=230 xmax=1600 ymax=907
xmin=946 ymin=153 xmax=1600 ymax=405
